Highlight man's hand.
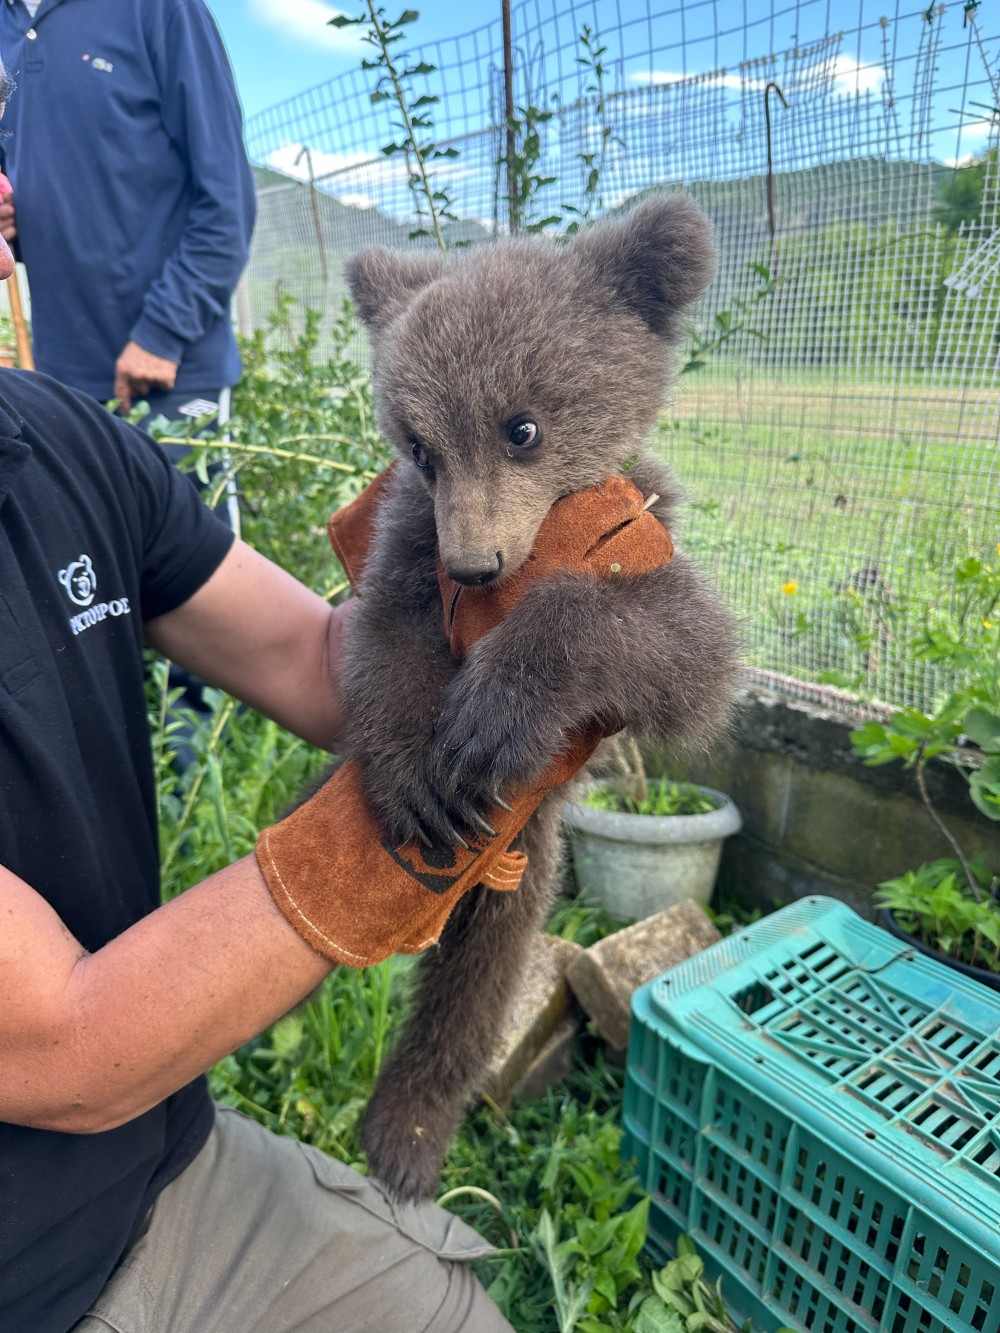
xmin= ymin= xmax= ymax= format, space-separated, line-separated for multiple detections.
xmin=0 ymin=189 xmax=15 ymax=243
xmin=114 ymin=340 xmax=179 ymax=412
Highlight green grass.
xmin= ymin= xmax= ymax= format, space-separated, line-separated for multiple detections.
xmin=584 ymin=780 xmax=722 ymax=817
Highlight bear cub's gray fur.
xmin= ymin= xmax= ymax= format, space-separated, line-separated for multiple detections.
xmin=341 ymin=194 xmax=740 ymax=1202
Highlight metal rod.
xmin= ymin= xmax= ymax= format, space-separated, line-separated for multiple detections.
xmin=764 ymin=81 xmax=788 ymax=241
xmin=501 ymin=0 xmax=517 ymax=233
xmin=294 ymin=146 xmax=330 ymax=289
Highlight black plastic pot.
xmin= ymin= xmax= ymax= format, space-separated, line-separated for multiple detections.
xmin=878 ymin=908 xmax=1000 ymax=994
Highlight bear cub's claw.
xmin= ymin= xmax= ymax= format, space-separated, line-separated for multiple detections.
xmin=368 ymin=747 xmax=499 ymax=852
xmin=431 ymin=669 xmax=568 ymax=813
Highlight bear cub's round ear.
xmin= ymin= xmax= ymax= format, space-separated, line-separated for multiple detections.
xmin=569 ymin=193 xmax=716 ymax=340
xmin=344 ymin=247 xmax=446 ymax=330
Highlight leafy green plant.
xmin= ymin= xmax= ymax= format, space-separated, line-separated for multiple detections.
xmin=629 ymin=1236 xmax=796 ymax=1333
xmin=209 ymin=962 xmax=404 ymax=1160
xmin=531 ymin=1191 xmax=649 ymax=1331
xmin=506 ymin=98 xmax=560 ymax=234
xmin=584 ymin=780 xmax=722 ymax=818
xmin=558 ymin=24 xmax=622 ymax=235
xmin=148 ymin=296 xmax=391 ymax=898
xmin=850 ymin=552 xmax=1000 ymax=966
xmin=501 ymin=22 xmax=625 ymax=236
xmin=875 ymin=857 xmax=1000 ymax=971
xmin=152 ymin=293 xmax=391 ymax=595
xmin=680 ymin=261 xmax=779 ymax=375
xmin=441 ymin=1054 xmax=771 ymax=1333
xmin=546 ymin=892 xmax=625 ymax=948
xmin=582 ymin=730 xmax=726 ymax=823
xmin=705 ymin=897 xmax=768 ymax=937
xmin=150 ymin=668 xmax=330 ymax=899
xmin=329 ymin=4 xmax=458 ymax=249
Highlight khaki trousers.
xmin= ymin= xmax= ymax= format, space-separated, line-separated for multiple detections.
xmin=72 ymin=1106 xmax=513 ymax=1332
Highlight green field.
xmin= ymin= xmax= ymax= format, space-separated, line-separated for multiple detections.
xmin=656 ymin=366 xmax=1000 ymax=711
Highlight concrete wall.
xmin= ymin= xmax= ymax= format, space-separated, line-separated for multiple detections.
xmin=650 ymin=686 xmax=1000 ymax=918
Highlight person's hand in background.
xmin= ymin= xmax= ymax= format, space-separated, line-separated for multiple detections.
xmin=0 ymin=172 xmax=15 ymax=242
xmin=114 ymin=340 xmax=179 ymax=412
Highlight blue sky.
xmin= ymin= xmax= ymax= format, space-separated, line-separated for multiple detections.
xmin=210 ymin=0 xmax=499 ymax=119
xmin=209 ymin=1 xmax=999 ymax=167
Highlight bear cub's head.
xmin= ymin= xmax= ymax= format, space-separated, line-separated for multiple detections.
xmin=346 ymin=194 xmax=715 ymax=586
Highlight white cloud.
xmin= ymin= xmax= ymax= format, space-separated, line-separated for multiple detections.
xmin=248 ymin=0 xmax=365 ymax=53
xmin=267 ymin=143 xmax=377 ymax=180
xmin=825 ymin=54 xmax=883 ymax=96
xmin=629 ymin=69 xmax=765 ymax=92
xmin=336 ymin=192 xmax=378 ymax=211
xmin=942 ymin=121 xmax=996 ymax=167
xmin=265 ymin=140 xmax=468 ymax=216
xmin=957 ymin=118 xmax=996 ymax=141
xmin=629 ymin=53 xmax=883 ymax=98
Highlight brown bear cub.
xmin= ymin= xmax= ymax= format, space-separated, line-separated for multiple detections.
xmin=340 ymin=194 xmax=740 ymax=1203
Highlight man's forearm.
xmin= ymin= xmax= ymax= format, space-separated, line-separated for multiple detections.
xmin=146 ymin=543 xmax=356 ymax=755
xmin=2 ymin=857 xmax=331 ymax=1134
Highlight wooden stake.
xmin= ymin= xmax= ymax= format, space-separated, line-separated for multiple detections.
xmin=7 ymin=269 xmax=33 ymax=370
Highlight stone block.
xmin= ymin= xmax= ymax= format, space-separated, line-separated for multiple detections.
xmin=565 ymin=899 xmax=721 ymax=1051
xmin=481 ymin=932 xmax=584 ymax=1105
xmin=511 ymin=1012 xmax=581 ymax=1101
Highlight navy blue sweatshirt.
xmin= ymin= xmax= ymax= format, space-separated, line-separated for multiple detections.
xmin=0 ymin=0 xmax=257 ymax=399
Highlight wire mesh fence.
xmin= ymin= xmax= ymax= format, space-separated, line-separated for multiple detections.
xmin=240 ymin=0 xmax=1000 ymax=717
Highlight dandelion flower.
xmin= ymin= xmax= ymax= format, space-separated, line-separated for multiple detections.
xmin=781 ymin=580 xmax=799 ymax=595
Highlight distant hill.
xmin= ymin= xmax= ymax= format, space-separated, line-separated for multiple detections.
xmin=240 ymin=153 xmax=977 ymax=348
xmin=624 ymin=157 xmax=955 ymax=247
xmin=241 ymin=162 xmax=490 ymax=336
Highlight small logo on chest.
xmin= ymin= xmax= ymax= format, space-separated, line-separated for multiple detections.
xmin=56 ymin=554 xmax=131 ymax=637
xmin=59 ymin=554 xmax=96 ymax=606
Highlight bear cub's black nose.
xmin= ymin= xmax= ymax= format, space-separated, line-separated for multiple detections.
xmin=446 ymin=551 xmax=504 ymax=586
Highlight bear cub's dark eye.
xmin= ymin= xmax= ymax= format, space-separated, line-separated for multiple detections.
xmin=507 ymin=416 xmax=541 ymax=451
xmin=410 ymin=438 xmax=430 ymax=470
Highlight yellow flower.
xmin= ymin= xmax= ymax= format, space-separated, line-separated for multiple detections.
xmin=781 ymin=581 xmax=799 ymax=595
xmin=985 ymin=619 xmax=995 ymax=629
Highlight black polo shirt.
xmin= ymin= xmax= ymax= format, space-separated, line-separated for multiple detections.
xmin=0 ymin=370 xmax=234 ymax=1331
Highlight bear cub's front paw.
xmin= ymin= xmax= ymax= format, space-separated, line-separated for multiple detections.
xmin=431 ymin=671 xmax=568 ymax=813
xmin=360 ymin=748 xmax=478 ymax=852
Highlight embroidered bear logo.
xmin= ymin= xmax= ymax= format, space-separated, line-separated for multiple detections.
xmin=58 ymin=555 xmax=97 ymax=607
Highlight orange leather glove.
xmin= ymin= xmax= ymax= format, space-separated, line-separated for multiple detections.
xmin=255 ymin=470 xmax=673 ymax=967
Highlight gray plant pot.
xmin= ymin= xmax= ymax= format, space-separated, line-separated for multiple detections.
xmin=562 ymin=783 xmax=742 ymax=922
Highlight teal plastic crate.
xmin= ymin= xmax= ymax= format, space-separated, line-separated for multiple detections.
xmin=622 ymin=896 xmax=1000 ymax=1333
